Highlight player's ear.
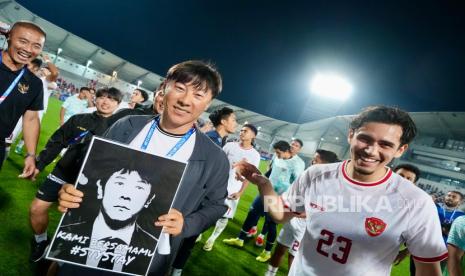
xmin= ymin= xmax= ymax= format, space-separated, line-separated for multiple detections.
xmin=96 ymin=180 xmax=103 ymax=200
xmin=394 ymin=144 xmax=408 ymax=158
xmin=145 ymin=194 xmax=156 ymax=208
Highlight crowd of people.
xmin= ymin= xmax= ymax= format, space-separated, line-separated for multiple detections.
xmin=2 ymin=20 xmax=465 ymax=276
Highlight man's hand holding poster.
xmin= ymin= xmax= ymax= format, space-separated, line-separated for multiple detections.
xmin=46 ymin=137 xmax=186 ymax=276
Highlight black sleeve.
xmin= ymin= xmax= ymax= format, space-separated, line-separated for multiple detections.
xmin=181 ymin=152 xmax=229 ymax=238
xmin=36 ymin=116 xmax=79 ymax=171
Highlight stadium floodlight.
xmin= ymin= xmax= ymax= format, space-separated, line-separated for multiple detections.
xmin=310 ymin=73 xmax=353 ymax=101
xmin=57 ymin=48 xmax=63 ymax=55
xmin=86 ymin=59 xmax=92 ymax=67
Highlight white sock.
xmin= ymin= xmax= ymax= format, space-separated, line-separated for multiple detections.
xmin=265 ymin=264 xmax=278 ymax=276
xmin=34 ymin=232 xmax=47 ymax=243
xmin=4 ymin=147 xmax=10 ymax=161
xmin=171 ymin=268 xmax=182 ymax=276
xmin=17 ymin=139 xmax=24 ymax=149
xmin=207 ymin=218 xmax=228 ymax=244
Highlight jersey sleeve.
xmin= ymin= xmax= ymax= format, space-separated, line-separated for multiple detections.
xmin=447 ymin=216 xmax=465 ymax=251
xmin=62 ymin=97 xmax=71 ymax=109
xmin=281 ymin=167 xmax=313 ymax=213
xmin=405 ymin=195 xmax=448 ymax=262
xmin=222 ymin=142 xmax=232 ymax=156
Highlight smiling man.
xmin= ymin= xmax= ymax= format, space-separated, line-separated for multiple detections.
xmin=57 ymin=60 xmax=229 ymax=275
xmin=0 ymin=21 xmax=46 ymax=173
xmin=234 ymin=106 xmax=447 ymax=276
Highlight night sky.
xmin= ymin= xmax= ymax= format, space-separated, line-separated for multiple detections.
xmin=18 ymin=0 xmax=465 ymax=123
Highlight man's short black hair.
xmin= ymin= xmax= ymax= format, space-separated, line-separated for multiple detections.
xmin=96 ymin=87 xmax=123 ymax=104
xmin=316 ymin=149 xmax=339 ymax=163
xmin=273 ymin=140 xmax=291 ymax=152
xmin=85 ymin=143 xmax=158 ymax=198
xmin=448 ymin=190 xmax=464 ymax=200
xmin=9 ymin=21 xmax=47 ymax=39
xmin=292 ymin=138 xmax=304 ymax=147
xmin=393 ymin=163 xmax=421 ymax=183
xmin=243 ymin=124 xmax=258 ymax=136
xmin=80 ymin=87 xmax=90 ymax=93
xmin=165 ymin=60 xmax=222 ymax=98
xmin=209 ymin=107 xmax=234 ymax=127
xmin=30 ymin=58 xmax=42 ymax=68
xmin=349 ymin=106 xmax=417 ymax=146
xmin=135 ymin=88 xmax=149 ymax=102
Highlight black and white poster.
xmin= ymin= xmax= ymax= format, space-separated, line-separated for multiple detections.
xmin=46 ymin=137 xmax=187 ymax=276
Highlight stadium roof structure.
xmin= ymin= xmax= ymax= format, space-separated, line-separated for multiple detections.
xmin=207 ymin=99 xmax=465 ymax=157
xmin=0 ymin=0 xmax=164 ymax=91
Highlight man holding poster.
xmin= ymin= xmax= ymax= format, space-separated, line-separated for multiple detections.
xmin=57 ymin=60 xmax=230 ymax=275
xmin=48 ymin=137 xmax=187 ymax=275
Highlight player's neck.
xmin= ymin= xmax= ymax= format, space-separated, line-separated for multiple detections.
xmin=1 ymin=51 xmax=25 ymax=71
xmin=443 ymin=204 xmax=457 ymax=211
xmin=346 ymin=160 xmax=388 ymax=183
xmin=159 ymin=115 xmax=194 ymax=135
xmin=240 ymin=140 xmax=252 ymax=149
xmin=216 ymin=126 xmax=228 ymax=138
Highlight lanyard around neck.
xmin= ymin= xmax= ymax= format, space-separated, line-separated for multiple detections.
xmin=442 ymin=206 xmax=457 ymax=224
xmin=0 ymin=51 xmax=26 ymax=105
xmin=141 ymin=117 xmax=195 ymax=157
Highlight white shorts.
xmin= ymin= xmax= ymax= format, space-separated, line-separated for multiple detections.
xmin=223 ymin=198 xmax=239 ymax=219
xmin=277 ymin=218 xmax=306 ymax=256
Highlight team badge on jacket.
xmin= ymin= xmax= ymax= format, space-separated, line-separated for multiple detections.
xmin=365 ymin=217 xmax=387 ymax=237
xmin=18 ymin=83 xmax=29 ymax=94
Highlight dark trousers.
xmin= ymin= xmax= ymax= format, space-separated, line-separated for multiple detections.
xmin=0 ymin=141 xmax=5 ymax=171
xmin=239 ymin=196 xmax=277 ymax=251
xmin=409 ymin=256 xmax=416 ymax=276
xmin=171 ymin=235 xmax=198 ymax=269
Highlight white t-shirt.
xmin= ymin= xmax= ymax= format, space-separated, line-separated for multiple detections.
xmin=222 ymin=142 xmax=261 ymax=195
xmin=129 ymin=120 xmax=196 ymax=254
xmin=129 ymin=121 xmax=196 ymax=163
xmin=283 ymin=160 xmax=447 ymax=276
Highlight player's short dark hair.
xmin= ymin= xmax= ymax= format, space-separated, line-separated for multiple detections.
xmin=448 ymin=190 xmax=464 ymax=200
xmin=165 ymin=60 xmax=222 ymax=98
xmin=349 ymin=106 xmax=417 ymax=146
xmin=316 ymin=149 xmax=339 ymax=163
xmin=209 ymin=107 xmax=234 ymax=127
xmin=30 ymin=58 xmax=42 ymax=68
xmin=135 ymin=88 xmax=149 ymax=102
xmin=393 ymin=163 xmax=420 ymax=183
xmin=243 ymin=124 xmax=258 ymax=136
xmin=86 ymin=145 xmax=158 ymax=197
xmin=292 ymin=138 xmax=304 ymax=147
xmin=96 ymin=87 xmax=123 ymax=104
xmin=273 ymin=140 xmax=291 ymax=152
xmin=9 ymin=21 xmax=46 ymax=39
xmin=80 ymin=87 xmax=90 ymax=93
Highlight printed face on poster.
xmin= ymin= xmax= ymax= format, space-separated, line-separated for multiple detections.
xmin=46 ymin=137 xmax=187 ymax=276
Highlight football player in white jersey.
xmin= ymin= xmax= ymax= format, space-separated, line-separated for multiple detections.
xmin=235 ymin=106 xmax=447 ymax=276
xmin=265 ymin=149 xmax=339 ymax=276
xmin=202 ymin=124 xmax=261 ymax=251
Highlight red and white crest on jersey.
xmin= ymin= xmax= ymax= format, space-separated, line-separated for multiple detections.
xmin=365 ymin=217 xmax=387 ymax=237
